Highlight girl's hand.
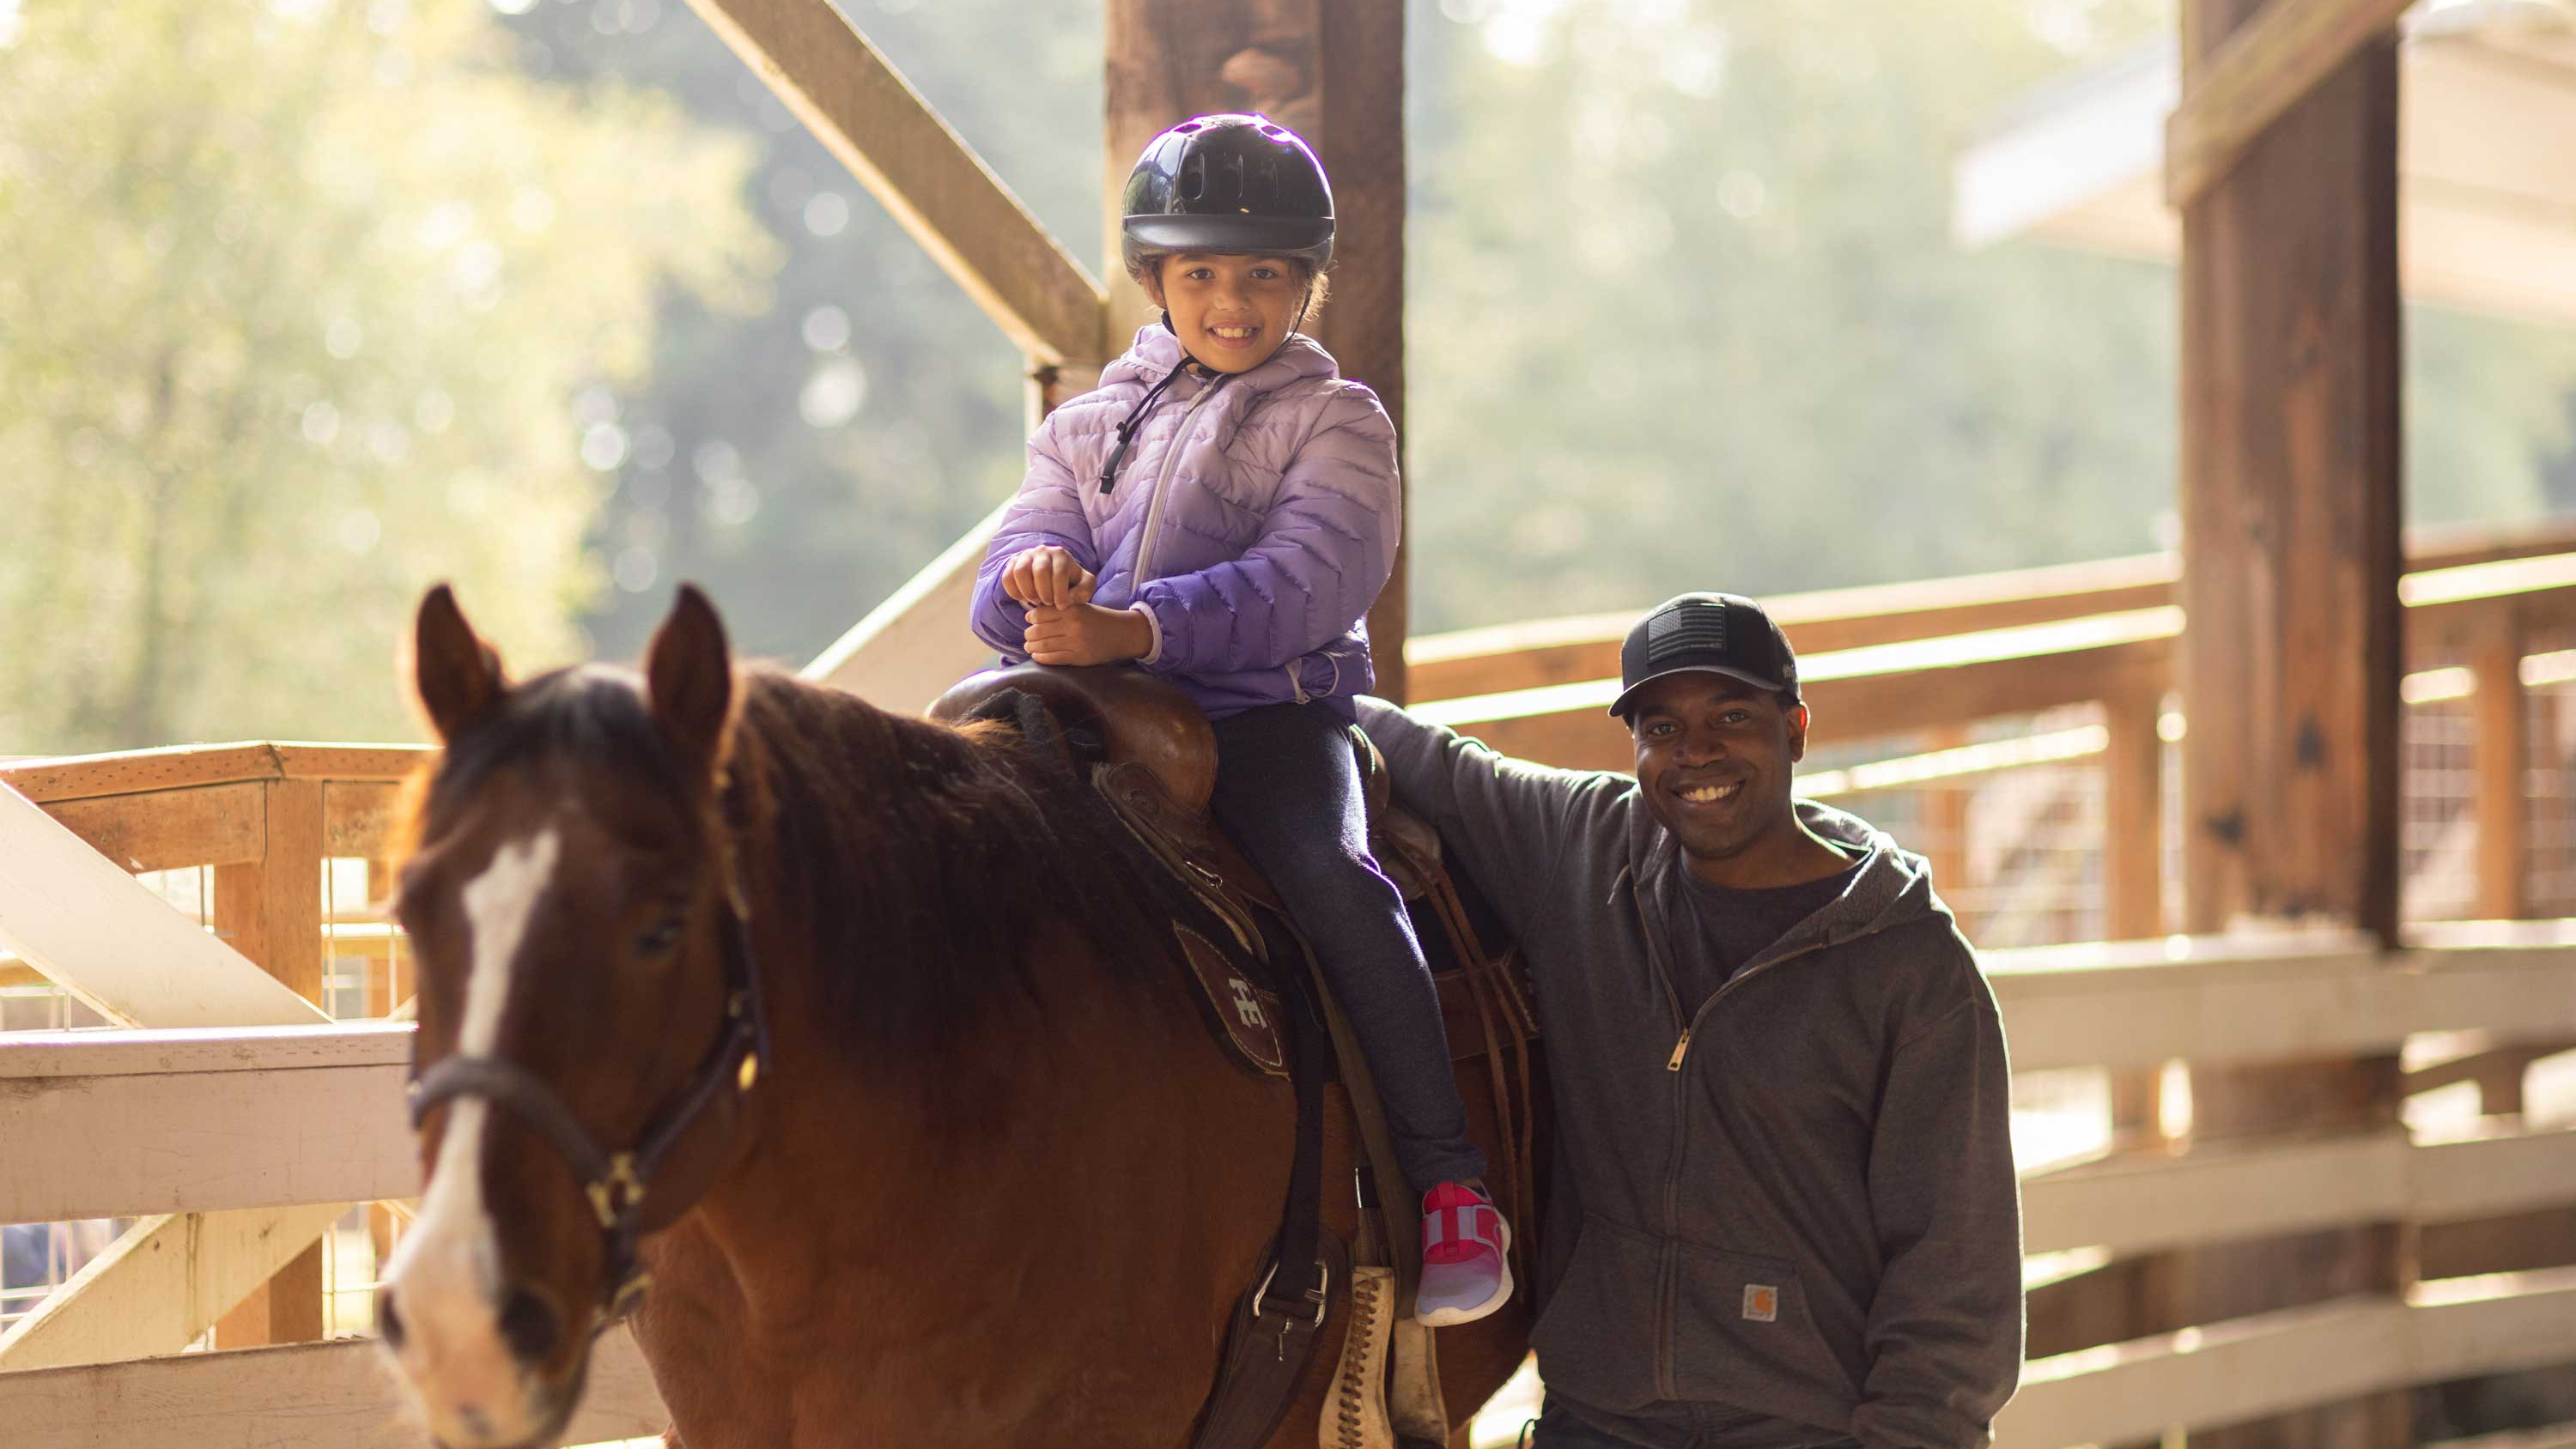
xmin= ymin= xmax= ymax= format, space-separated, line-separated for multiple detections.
xmin=1000 ymin=546 xmax=1096 ymax=609
xmin=1023 ymin=603 xmax=1152 ymax=667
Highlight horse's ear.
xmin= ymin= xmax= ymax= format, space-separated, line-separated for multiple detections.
xmin=645 ymin=583 xmax=736 ymax=789
xmin=410 ymin=584 xmax=507 ymax=743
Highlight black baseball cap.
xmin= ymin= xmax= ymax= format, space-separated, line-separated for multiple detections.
xmin=1609 ymin=593 xmax=1800 ymax=720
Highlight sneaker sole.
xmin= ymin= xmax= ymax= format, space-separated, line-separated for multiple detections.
xmin=1413 ymin=1215 xmax=1513 ymax=1328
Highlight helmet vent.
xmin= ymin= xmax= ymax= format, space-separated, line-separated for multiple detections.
xmin=1180 ymin=154 xmax=1206 ymax=200
xmin=1173 ymin=120 xmax=1203 ymax=133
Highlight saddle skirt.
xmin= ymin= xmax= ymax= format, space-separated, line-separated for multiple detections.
xmin=930 ymin=665 xmax=1536 ymax=1077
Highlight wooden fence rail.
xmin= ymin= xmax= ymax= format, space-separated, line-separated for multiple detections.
xmin=9 ymin=566 xmax=2576 ymax=1442
xmin=7 ymin=925 xmax=2576 ymax=1445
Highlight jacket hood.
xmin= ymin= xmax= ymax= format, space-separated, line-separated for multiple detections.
xmin=1101 ymin=323 xmax=1339 ymax=397
xmin=1630 ymin=797 xmax=1946 ymax=960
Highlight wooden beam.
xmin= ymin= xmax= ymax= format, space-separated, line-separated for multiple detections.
xmin=2003 ymin=1270 xmax=2576 ymax=1448
xmin=679 ymin=0 xmax=1103 ymax=367
xmin=2476 ymin=613 xmax=2532 ymax=919
xmin=1409 ymin=552 xmax=2179 ymax=704
xmin=1403 ymin=520 xmax=2576 ymax=706
xmin=0 ymin=743 xmax=424 ymax=804
xmin=2177 ymin=0 xmax=2401 ymax=941
xmin=2101 ymin=684 xmax=2167 ymax=939
xmin=1984 ymin=930 xmax=2576 ymax=1074
xmin=0 ymin=1332 xmax=668 ymax=1449
xmin=2019 ymin=1122 xmax=2576 ymax=1258
xmin=210 ymin=780 xmax=330 ymax=1350
xmin=2023 ymin=1131 xmax=2410 ymax=1258
xmin=0 ymin=1023 xmax=416 ymax=1223
xmin=802 ymin=495 xmax=1012 ymax=712
xmin=0 ymin=744 xmax=286 ymax=803
xmin=2166 ymin=0 xmax=2416 ymax=207
xmin=1101 ymin=0 xmax=1409 ymax=697
xmin=1311 ymin=0 xmax=1407 ymax=702
xmin=0 ymin=785 xmax=325 ymax=1028
xmin=1417 ymin=609 xmax=2180 ymax=772
xmin=320 ymin=780 xmax=402 ymax=861
xmin=0 ymin=1206 xmax=345 ymax=1373
xmin=2002 ymin=1294 xmax=2409 ymax=1449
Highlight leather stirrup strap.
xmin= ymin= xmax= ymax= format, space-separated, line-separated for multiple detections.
xmin=1315 ymin=970 xmax=1425 ymax=1307
xmin=1192 ymin=940 xmax=1337 ymax=1449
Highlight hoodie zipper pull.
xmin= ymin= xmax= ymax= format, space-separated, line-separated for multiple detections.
xmin=1667 ymin=1029 xmax=1692 ymax=1071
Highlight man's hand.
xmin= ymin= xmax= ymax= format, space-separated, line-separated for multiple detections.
xmin=1024 ymin=603 xmax=1153 ymax=667
xmin=999 ymin=546 xmax=1096 ymax=609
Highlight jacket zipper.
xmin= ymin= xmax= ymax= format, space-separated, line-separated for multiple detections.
xmin=1627 ymin=872 xmax=1692 ymax=1402
xmin=1627 ymin=863 xmax=1833 ymax=1402
xmin=1130 ymin=377 xmax=1225 ymax=589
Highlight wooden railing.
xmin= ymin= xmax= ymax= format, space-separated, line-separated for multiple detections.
xmin=1405 ymin=517 xmax=2576 ymax=703
xmin=0 ymin=743 xmax=425 ymax=1367
xmin=5 ymin=918 xmax=2575 ymax=1446
xmin=1406 ymin=522 xmax=2576 ymax=943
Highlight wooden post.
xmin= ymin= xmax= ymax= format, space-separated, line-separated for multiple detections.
xmin=1919 ymin=727 xmax=1973 ymax=917
xmin=2102 ymin=683 xmax=2166 ymax=941
xmin=2176 ymin=0 xmax=2402 ymax=940
xmin=2172 ymin=0 xmax=2408 ymax=1440
xmin=2168 ymin=1054 xmax=2415 ymax=1449
xmin=212 ymin=779 xmax=329 ymax=1348
xmin=1103 ymin=0 xmax=1408 ymax=699
xmin=2473 ymin=611 xmax=2530 ymax=920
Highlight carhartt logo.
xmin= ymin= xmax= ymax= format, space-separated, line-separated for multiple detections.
xmin=1743 ymin=1284 xmax=1779 ymax=1323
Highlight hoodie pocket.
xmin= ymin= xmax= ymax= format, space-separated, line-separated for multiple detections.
xmin=1668 ymin=1240 xmax=1862 ymax=1428
xmin=1528 ymin=1214 xmax=1665 ymax=1412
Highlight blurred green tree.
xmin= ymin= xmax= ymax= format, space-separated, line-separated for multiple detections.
xmin=1401 ymin=0 xmax=2576 ymax=629
xmin=0 ymin=0 xmax=768 ymax=750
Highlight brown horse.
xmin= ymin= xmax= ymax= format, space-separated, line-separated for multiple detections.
xmin=375 ymin=583 xmax=1531 ymax=1449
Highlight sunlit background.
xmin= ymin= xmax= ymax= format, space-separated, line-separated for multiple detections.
xmin=3 ymin=0 xmax=2572 ymax=755
xmin=8 ymin=1 xmax=2576 ymax=1439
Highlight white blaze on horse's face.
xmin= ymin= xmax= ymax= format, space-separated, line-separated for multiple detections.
xmin=384 ymin=827 xmax=566 ymax=1449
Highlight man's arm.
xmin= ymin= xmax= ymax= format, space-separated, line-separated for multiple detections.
xmin=1849 ymin=961 xmax=2025 ymax=1449
xmin=1355 ymin=696 xmax=1627 ymax=942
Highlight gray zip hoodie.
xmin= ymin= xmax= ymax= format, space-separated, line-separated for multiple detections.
xmin=1356 ymin=700 xmax=2023 ymax=1449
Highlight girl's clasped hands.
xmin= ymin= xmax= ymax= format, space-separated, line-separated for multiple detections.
xmin=998 ymin=543 xmax=1150 ymax=667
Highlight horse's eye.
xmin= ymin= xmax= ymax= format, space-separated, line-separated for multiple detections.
xmin=636 ymin=917 xmax=685 ymax=955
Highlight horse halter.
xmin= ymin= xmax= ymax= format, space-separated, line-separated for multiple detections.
xmin=406 ymin=892 xmax=774 ymax=1327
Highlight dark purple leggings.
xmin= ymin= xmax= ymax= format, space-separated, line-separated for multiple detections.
xmin=1207 ymin=700 xmax=1485 ymax=1192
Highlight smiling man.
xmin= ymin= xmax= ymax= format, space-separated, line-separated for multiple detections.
xmin=1357 ymin=592 xmax=2023 ymax=1449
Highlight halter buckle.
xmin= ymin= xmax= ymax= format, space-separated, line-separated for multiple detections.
xmin=586 ymin=1153 xmax=644 ymax=1230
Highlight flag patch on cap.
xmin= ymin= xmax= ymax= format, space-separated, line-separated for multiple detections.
xmin=1648 ymin=603 xmax=1728 ymax=658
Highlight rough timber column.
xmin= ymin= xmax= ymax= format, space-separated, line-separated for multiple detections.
xmin=1104 ymin=0 xmax=1411 ymax=701
xmin=2172 ymin=1 xmax=2409 ymax=1445
xmin=2176 ymin=0 xmax=2403 ymax=941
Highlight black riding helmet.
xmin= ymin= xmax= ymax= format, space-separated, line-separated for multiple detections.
xmin=1120 ymin=113 xmax=1334 ymax=277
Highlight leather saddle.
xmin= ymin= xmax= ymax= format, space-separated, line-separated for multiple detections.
xmin=929 ymin=663 xmax=1543 ymax=1449
xmin=927 ymin=664 xmax=1529 ymax=1082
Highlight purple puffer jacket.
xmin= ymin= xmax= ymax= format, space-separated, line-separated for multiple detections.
xmin=968 ymin=324 xmax=1399 ymax=719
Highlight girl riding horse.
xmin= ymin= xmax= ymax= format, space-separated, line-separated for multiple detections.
xmin=373 ymin=585 xmax=1528 ymax=1448
xmin=970 ymin=113 xmax=1511 ymax=1328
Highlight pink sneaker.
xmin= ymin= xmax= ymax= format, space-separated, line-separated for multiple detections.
xmin=1416 ymin=1181 xmax=1512 ymax=1326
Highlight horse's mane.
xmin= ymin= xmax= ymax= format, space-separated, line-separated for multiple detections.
xmin=728 ymin=670 xmax=1165 ymax=1056
xmin=404 ymin=664 xmax=1165 ymax=1059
